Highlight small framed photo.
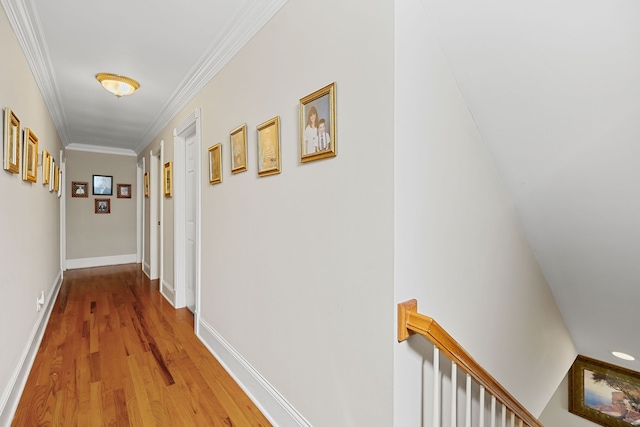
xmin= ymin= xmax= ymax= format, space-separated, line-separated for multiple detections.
xmin=163 ymin=162 xmax=172 ymax=197
xmin=3 ymin=107 xmax=21 ymax=174
xmin=72 ymin=181 xmax=88 ymax=197
xmin=48 ymin=158 xmax=55 ymax=192
xmin=92 ymin=174 xmax=113 ymax=195
xmin=57 ymin=168 xmax=62 ymax=198
xmin=117 ymin=184 xmax=131 ymax=198
xmin=144 ymin=172 xmax=149 ymax=198
xmin=257 ymin=116 xmax=281 ymax=177
xmin=22 ymin=128 xmax=38 ymax=183
xmin=95 ymin=198 xmax=110 ymax=214
xmin=300 ymin=82 xmax=336 ymax=162
xmin=208 ymin=143 xmax=222 ymax=185
xmin=53 ymin=166 xmax=60 ymax=193
xmin=42 ymin=151 xmax=51 ymax=185
xmin=230 ymin=124 xmax=247 ymax=174
xmin=569 ymin=355 xmax=640 ymax=427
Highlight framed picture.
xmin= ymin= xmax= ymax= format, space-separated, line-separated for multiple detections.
xmin=117 ymin=184 xmax=131 ymax=198
xmin=53 ymin=166 xmax=60 ymax=193
xmin=230 ymin=124 xmax=247 ymax=174
xmin=42 ymin=151 xmax=51 ymax=185
xmin=299 ymin=82 xmax=336 ymax=162
xmin=22 ymin=127 xmax=38 ymax=183
xmin=257 ymin=116 xmax=281 ymax=177
xmin=569 ymin=355 xmax=640 ymax=427
xmin=144 ymin=172 xmax=149 ymax=198
xmin=208 ymin=143 xmax=222 ymax=185
xmin=72 ymin=181 xmax=88 ymax=197
xmin=92 ymin=174 xmax=112 ymax=195
xmin=48 ymin=158 xmax=56 ymax=192
xmin=57 ymin=168 xmax=62 ymax=198
xmin=95 ymin=198 xmax=110 ymax=214
xmin=163 ymin=161 xmax=172 ymax=197
xmin=3 ymin=108 xmax=20 ymax=174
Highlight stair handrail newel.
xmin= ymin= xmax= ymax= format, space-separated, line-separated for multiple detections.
xmin=398 ymin=299 xmax=543 ymax=427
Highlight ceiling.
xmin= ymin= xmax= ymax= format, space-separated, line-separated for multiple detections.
xmin=2 ymin=0 xmax=287 ymax=155
xmin=4 ymin=0 xmax=640 ymax=375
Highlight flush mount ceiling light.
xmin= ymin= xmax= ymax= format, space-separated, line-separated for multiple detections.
xmin=612 ymin=351 xmax=635 ymax=361
xmin=95 ymin=73 xmax=140 ymax=98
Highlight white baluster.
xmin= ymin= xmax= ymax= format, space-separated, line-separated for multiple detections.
xmin=434 ymin=347 xmax=440 ymax=427
xmin=501 ymin=404 xmax=506 ymax=427
xmin=479 ymin=386 xmax=485 ymax=427
xmin=491 ymin=395 xmax=496 ymax=427
xmin=451 ymin=362 xmax=457 ymax=427
xmin=465 ymin=374 xmax=471 ymax=427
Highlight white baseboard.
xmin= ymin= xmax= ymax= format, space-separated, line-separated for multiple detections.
xmin=197 ymin=319 xmax=311 ymax=427
xmin=142 ymin=261 xmax=151 ymax=278
xmin=66 ymin=253 xmax=136 ymax=270
xmin=0 ymin=271 xmax=63 ymax=427
xmin=160 ymin=280 xmax=175 ymax=307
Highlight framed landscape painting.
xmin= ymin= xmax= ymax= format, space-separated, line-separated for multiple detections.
xmin=569 ymin=355 xmax=640 ymax=427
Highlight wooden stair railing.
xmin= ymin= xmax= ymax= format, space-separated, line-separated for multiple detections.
xmin=398 ymin=299 xmax=543 ymax=427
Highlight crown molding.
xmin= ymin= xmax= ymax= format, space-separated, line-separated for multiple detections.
xmin=133 ymin=0 xmax=288 ymax=154
xmin=0 ymin=0 xmax=72 ymax=145
xmin=65 ymin=143 xmax=137 ymax=157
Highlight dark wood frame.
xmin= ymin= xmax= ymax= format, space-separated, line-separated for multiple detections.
xmin=117 ymin=183 xmax=132 ymax=198
xmin=72 ymin=181 xmax=88 ymax=198
xmin=95 ymin=198 xmax=110 ymax=214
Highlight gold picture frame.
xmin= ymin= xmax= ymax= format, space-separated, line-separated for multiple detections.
xmin=53 ymin=166 xmax=60 ymax=193
xmin=72 ymin=181 xmax=88 ymax=198
xmin=95 ymin=198 xmax=110 ymax=214
xmin=208 ymin=143 xmax=222 ymax=185
xmin=42 ymin=150 xmax=51 ymax=185
xmin=144 ymin=172 xmax=149 ymax=198
xmin=22 ymin=127 xmax=38 ymax=182
xmin=117 ymin=183 xmax=131 ymax=198
xmin=300 ymin=82 xmax=336 ymax=162
xmin=569 ymin=355 xmax=640 ymax=427
xmin=3 ymin=108 xmax=20 ymax=174
xmin=57 ymin=168 xmax=62 ymax=197
xmin=230 ymin=124 xmax=247 ymax=174
xmin=257 ymin=116 xmax=281 ymax=177
xmin=163 ymin=161 xmax=172 ymax=197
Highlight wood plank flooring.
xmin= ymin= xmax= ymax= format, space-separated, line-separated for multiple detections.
xmin=12 ymin=264 xmax=271 ymax=427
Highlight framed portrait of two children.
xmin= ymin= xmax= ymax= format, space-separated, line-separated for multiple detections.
xmin=299 ymin=82 xmax=336 ymax=163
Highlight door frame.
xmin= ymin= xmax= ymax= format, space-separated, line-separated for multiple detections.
xmin=173 ymin=108 xmax=202 ymax=331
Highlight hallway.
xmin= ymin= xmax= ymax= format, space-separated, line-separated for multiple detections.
xmin=12 ymin=264 xmax=270 ymax=426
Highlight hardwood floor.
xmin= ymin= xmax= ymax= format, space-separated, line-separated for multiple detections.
xmin=12 ymin=264 xmax=271 ymax=427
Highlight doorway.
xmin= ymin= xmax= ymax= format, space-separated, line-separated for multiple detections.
xmin=173 ymin=109 xmax=201 ymax=324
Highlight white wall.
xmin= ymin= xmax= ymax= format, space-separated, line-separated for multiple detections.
xmin=138 ymin=0 xmax=395 ymax=425
xmin=65 ymin=150 xmax=137 ymax=264
xmin=0 ymin=5 xmax=63 ymax=423
xmin=393 ymin=0 xmax=577 ymax=424
xmin=539 ymin=373 xmax=596 ymax=427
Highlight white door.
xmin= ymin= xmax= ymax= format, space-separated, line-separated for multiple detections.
xmin=185 ymin=133 xmax=197 ymax=312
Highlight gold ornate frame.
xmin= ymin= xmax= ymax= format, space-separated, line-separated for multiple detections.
xmin=569 ymin=355 xmax=640 ymax=427
xmin=163 ymin=161 xmax=172 ymax=197
xmin=208 ymin=143 xmax=222 ymax=185
xmin=22 ymin=127 xmax=38 ymax=183
xmin=257 ymin=116 xmax=281 ymax=177
xmin=3 ymin=108 xmax=20 ymax=174
xmin=299 ymin=82 xmax=336 ymax=163
xmin=230 ymin=124 xmax=247 ymax=174
xmin=42 ymin=151 xmax=51 ymax=185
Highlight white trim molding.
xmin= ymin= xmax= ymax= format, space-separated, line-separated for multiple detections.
xmin=66 ymin=254 xmax=137 ymax=270
xmin=65 ymin=143 xmax=137 ymax=157
xmin=0 ymin=271 xmax=63 ymax=427
xmin=197 ymin=319 xmax=312 ymax=427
